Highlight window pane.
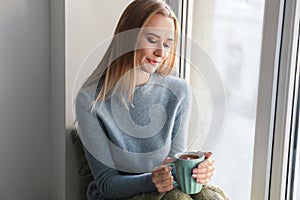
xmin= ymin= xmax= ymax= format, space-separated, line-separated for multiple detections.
xmin=188 ymin=0 xmax=265 ymax=199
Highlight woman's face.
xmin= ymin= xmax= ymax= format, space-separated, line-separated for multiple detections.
xmin=136 ymin=14 xmax=175 ymax=74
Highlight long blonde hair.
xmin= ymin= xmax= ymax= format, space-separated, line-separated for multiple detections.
xmin=83 ymin=0 xmax=179 ymax=106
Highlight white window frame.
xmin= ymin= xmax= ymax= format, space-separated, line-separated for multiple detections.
xmin=252 ymin=0 xmax=300 ymax=199
xmin=165 ymin=0 xmax=193 ymax=79
xmin=168 ymin=0 xmax=300 ymax=199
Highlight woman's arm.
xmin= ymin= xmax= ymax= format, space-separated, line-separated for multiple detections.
xmin=75 ymin=88 xmax=156 ymax=199
xmin=84 ymin=149 xmax=156 ymax=199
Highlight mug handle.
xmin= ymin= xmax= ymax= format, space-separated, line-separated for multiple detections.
xmin=166 ymin=162 xmax=179 ymax=187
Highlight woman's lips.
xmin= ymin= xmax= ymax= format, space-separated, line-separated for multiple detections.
xmin=147 ymin=58 xmax=160 ymax=66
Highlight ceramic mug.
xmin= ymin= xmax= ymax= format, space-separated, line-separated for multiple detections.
xmin=169 ymin=151 xmax=205 ymax=194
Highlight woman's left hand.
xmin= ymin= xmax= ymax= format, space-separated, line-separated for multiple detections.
xmin=191 ymin=152 xmax=215 ymax=184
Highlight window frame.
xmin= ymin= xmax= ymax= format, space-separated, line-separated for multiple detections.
xmin=165 ymin=0 xmax=192 ymax=79
xmin=252 ymin=0 xmax=300 ymax=199
xmin=168 ymin=0 xmax=300 ymax=199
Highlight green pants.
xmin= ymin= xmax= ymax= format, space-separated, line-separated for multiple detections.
xmin=120 ymin=185 xmax=229 ymax=200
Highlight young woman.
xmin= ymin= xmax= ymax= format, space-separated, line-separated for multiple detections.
xmin=75 ymin=0 xmax=215 ymax=199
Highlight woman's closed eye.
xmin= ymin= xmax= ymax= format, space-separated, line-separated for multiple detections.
xmin=147 ymin=37 xmax=172 ymax=49
xmin=147 ymin=37 xmax=157 ymax=44
xmin=163 ymin=42 xmax=172 ymax=49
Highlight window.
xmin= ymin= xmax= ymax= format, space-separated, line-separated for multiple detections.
xmin=167 ymin=0 xmax=265 ymax=199
xmin=167 ymin=0 xmax=300 ymax=199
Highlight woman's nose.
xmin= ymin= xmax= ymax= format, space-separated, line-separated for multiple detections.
xmin=154 ymin=47 xmax=165 ymax=58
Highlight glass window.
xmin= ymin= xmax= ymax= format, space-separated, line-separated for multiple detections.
xmin=168 ymin=0 xmax=265 ymax=199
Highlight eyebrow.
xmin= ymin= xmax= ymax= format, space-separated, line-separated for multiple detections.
xmin=146 ymin=33 xmax=174 ymax=41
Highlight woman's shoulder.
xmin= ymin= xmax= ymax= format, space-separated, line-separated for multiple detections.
xmin=152 ymin=73 xmax=191 ymax=103
xmin=155 ymin=73 xmax=190 ymax=93
xmin=76 ymin=84 xmax=98 ymax=103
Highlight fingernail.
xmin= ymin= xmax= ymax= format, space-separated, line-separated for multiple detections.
xmin=198 ymin=165 xmax=202 ymax=168
xmin=192 ymin=174 xmax=197 ymax=178
xmin=193 ymin=169 xmax=198 ymax=173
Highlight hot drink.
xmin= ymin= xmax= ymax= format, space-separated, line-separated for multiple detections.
xmin=179 ymin=154 xmax=200 ymax=160
xmin=171 ymin=151 xmax=205 ymax=194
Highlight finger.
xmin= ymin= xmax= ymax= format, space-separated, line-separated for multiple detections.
xmin=162 ymin=157 xmax=175 ymax=165
xmin=158 ymin=176 xmax=174 ymax=187
xmin=155 ymin=176 xmax=174 ymax=192
xmin=197 ymin=157 xmax=214 ymax=168
xmin=156 ymin=175 xmax=174 ymax=185
xmin=152 ymin=171 xmax=173 ymax=184
xmin=193 ymin=165 xmax=215 ymax=174
xmin=152 ymin=165 xmax=172 ymax=176
xmin=204 ymin=152 xmax=212 ymax=159
xmin=196 ymin=177 xmax=211 ymax=184
xmin=197 ymin=151 xmax=212 ymax=158
xmin=192 ymin=172 xmax=213 ymax=179
xmin=157 ymin=183 xmax=174 ymax=193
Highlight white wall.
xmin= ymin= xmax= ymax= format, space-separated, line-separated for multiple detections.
xmin=0 ymin=0 xmax=52 ymax=199
xmin=66 ymin=0 xmax=132 ymax=128
xmin=0 ymin=1 xmax=139 ymax=199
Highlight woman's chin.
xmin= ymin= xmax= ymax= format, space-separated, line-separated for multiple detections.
xmin=140 ymin=64 xmax=158 ymax=74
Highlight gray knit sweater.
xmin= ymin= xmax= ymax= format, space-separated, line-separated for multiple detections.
xmin=75 ymin=73 xmax=192 ymax=200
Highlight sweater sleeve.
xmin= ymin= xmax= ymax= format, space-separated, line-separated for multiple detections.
xmin=84 ymin=149 xmax=156 ymax=199
xmin=168 ymin=80 xmax=192 ymax=156
xmin=75 ymin=88 xmax=156 ymax=199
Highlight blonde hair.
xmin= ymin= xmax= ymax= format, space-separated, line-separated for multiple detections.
xmin=83 ymin=0 xmax=179 ymax=106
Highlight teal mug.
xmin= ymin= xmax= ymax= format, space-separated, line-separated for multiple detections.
xmin=169 ymin=151 xmax=205 ymax=194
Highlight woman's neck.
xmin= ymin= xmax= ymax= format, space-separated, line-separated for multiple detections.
xmin=136 ymin=70 xmax=151 ymax=86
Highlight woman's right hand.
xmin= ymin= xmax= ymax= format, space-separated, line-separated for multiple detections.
xmin=151 ymin=165 xmax=174 ymax=193
xmin=151 ymin=157 xmax=174 ymax=193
